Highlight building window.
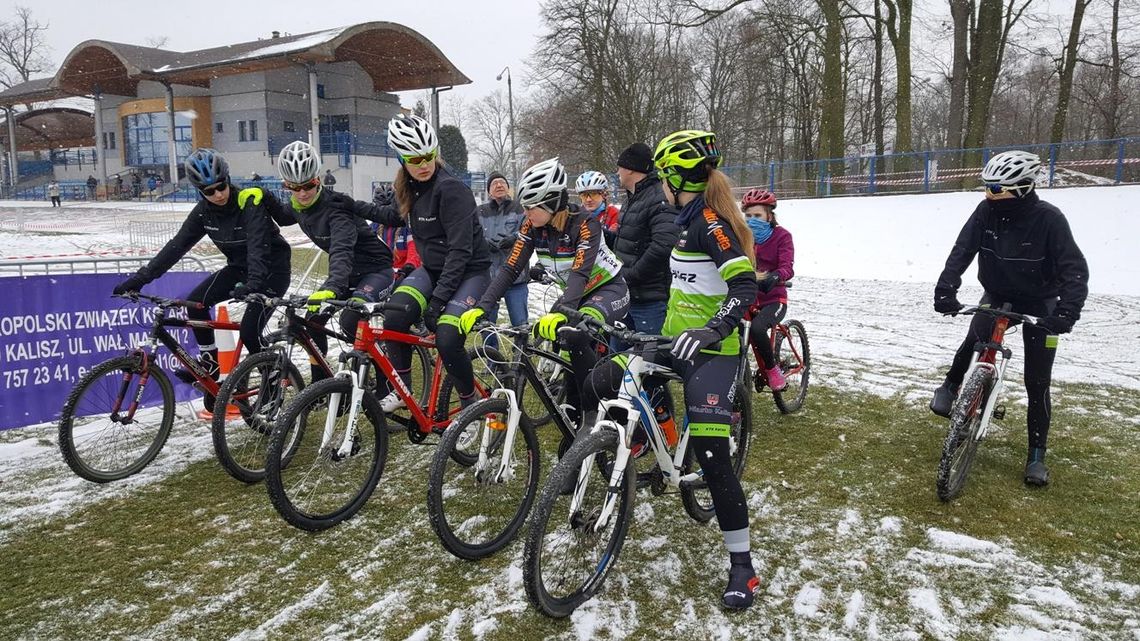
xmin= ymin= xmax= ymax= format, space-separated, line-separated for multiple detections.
xmin=122 ymin=112 xmax=192 ymax=166
xmin=103 ymin=132 xmax=116 ymax=150
xmin=215 ymin=122 xmax=224 ymax=133
xmin=249 ymin=120 xmax=258 ymax=141
xmin=317 ymin=84 xmax=325 ymax=99
xmin=283 ymin=120 xmax=295 ymax=133
xmin=238 ymin=120 xmax=247 ymax=142
xmin=238 ymin=120 xmax=258 ymax=142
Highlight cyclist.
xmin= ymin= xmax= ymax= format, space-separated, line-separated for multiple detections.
xmin=575 ymin=170 xmax=619 ymax=234
xmin=112 ymin=148 xmax=291 ymax=405
xmin=580 ymin=130 xmax=760 ymax=609
xmin=272 ymin=140 xmax=394 ymax=382
xmin=459 ymin=158 xmax=630 ymax=432
xmin=355 ymin=114 xmax=491 ymax=412
xmin=931 ymin=150 xmax=1089 ymax=487
xmin=741 ymin=188 xmax=794 ymax=391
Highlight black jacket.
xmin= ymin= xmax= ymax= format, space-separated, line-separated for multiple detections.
xmin=274 ymin=188 xmax=392 ymax=296
xmin=357 ymin=167 xmax=490 ymax=305
xmin=935 ymin=191 xmax=1089 ymax=321
xmin=136 ymin=186 xmax=290 ymax=292
xmin=612 ymin=174 xmax=679 ymax=302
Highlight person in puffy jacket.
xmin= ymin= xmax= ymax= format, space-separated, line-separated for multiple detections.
xmin=930 ymin=150 xmax=1089 ymax=487
xmin=741 ymin=188 xmax=794 ymax=391
xmin=610 ymin=142 xmax=679 ymax=334
xmin=112 ymin=149 xmax=292 ymax=408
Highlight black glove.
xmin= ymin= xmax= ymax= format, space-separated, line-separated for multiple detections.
xmin=113 ymin=274 xmax=147 ymax=296
xmin=934 ymin=294 xmax=964 ymax=314
xmin=1036 ymin=313 xmax=1074 ymax=335
xmin=670 ymin=327 xmax=722 ymax=361
xmin=423 ymin=297 xmax=447 ymax=332
xmin=230 ymin=282 xmax=255 ymax=299
xmin=497 ymin=235 xmax=517 ymax=251
xmin=373 ymin=186 xmax=394 ymax=207
xmin=397 ymin=263 xmax=416 ymax=280
xmin=529 ymin=265 xmax=548 ymax=282
xmin=758 ymin=272 xmax=780 ymax=293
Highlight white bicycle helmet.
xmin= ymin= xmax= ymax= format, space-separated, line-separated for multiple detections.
xmin=518 ymin=158 xmax=567 ymax=210
xmin=575 ymin=170 xmax=608 ymax=193
xmin=981 ymin=150 xmax=1041 ymax=190
xmin=387 ymin=114 xmax=438 ymax=157
xmin=277 ymin=141 xmax=322 ymax=184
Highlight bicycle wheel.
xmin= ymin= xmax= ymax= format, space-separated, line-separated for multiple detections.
xmin=681 ymin=358 xmax=752 ymax=523
xmin=58 ymin=356 xmax=175 ymax=483
xmin=773 ymin=320 xmax=811 ymax=414
xmin=265 ymin=377 xmax=388 ymax=531
xmin=936 ymin=368 xmax=994 ymax=502
xmin=523 ymin=428 xmax=635 ymax=618
xmin=211 ymin=350 xmax=305 ymax=484
xmin=427 ymin=397 xmax=540 ymax=560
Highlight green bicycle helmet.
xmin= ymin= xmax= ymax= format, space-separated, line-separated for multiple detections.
xmin=653 ymin=129 xmax=722 ymax=193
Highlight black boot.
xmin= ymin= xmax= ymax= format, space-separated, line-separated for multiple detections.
xmin=930 ymin=381 xmax=957 ymax=418
xmin=722 ymin=552 xmax=760 ymax=610
xmin=1025 ymin=447 xmax=1050 ymax=487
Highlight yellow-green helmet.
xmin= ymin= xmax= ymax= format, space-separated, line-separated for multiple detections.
xmin=653 ymin=129 xmax=722 ymax=192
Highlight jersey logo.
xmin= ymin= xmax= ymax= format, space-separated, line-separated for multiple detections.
xmin=706 ymin=393 xmax=719 ymax=405
xmin=702 ymin=208 xmax=732 ymax=251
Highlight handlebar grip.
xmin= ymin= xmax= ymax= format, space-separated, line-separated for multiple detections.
xmin=382 ymin=300 xmax=414 ymax=314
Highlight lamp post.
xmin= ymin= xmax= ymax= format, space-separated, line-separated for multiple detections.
xmin=496 ymin=66 xmax=518 ymax=188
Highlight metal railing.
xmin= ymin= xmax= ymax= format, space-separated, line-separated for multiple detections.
xmin=723 ymin=137 xmax=1140 ymax=198
xmin=0 ymin=254 xmax=214 ymax=278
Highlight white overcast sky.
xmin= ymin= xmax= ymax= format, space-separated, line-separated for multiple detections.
xmin=0 ymin=0 xmax=544 ymax=107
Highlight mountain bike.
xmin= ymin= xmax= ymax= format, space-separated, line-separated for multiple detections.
xmin=744 ymin=290 xmax=810 ymax=414
xmin=210 ymin=293 xmax=432 ymax=484
xmin=522 ymin=311 xmax=752 ymax=618
xmin=936 ymin=303 xmax=1035 ymax=501
xmin=426 ymin=321 xmax=582 ymax=561
xmin=58 ymin=292 xmax=243 ymax=483
xmin=264 ymin=299 xmax=491 ymax=531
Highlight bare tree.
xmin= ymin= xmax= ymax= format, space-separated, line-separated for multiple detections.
xmin=962 ymin=0 xmax=1033 ymax=150
xmin=946 ymin=0 xmax=970 ymax=148
xmin=0 ymin=6 xmax=52 ymax=89
xmin=467 ymin=90 xmax=513 ymax=172
xmin=145 ymin=35 xmax=170 ymax=49
xmin=818 ymin=0 xmax=846 ymax=161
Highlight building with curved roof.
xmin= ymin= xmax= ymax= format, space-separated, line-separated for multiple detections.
xmin=0 ymin=22 xmax=469 ymax=198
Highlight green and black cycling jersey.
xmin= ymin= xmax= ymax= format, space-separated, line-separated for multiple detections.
xmin=272 ymin=187 xmax=392 ymax=296
xmin=664 ymin=195 xmax=757 ymax=355
xmin=479 ymin=209 xmax=623 ymax=313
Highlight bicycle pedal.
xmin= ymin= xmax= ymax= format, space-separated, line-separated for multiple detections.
xmin=993 ymin=405 xmax=1006 ymax=420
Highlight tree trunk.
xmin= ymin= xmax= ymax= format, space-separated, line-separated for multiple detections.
xmin=1105 ymin=0 xmax=1122 ymax=139
xmin=873 ymin=0 xmax=885 ymax=155
xmin=885 ymin=0 xmax=913 ymax=154
xmin=818 ymin=0 xmax=845 ymax=164
xmin=1050 ymin=0 xmax=1090 ymax=143
xmin=946 ymin=0 xmax=969 ymax=149
xmin=963 ymin=0 xmax=1006 ymax=150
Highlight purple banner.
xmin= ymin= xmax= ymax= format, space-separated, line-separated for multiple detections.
xmin=0 ymin=272 xmax=211 ymax=430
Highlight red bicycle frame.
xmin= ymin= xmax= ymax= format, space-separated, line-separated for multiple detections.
xmin=745 ymin=304 xmax=805 ymax=384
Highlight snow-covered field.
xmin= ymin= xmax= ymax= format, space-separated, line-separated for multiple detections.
xmin=1 ymin=186 xmax=1138 ymax=640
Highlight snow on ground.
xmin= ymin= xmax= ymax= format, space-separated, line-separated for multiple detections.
xmin=1 ymin=187 xmax=1138 ymax=638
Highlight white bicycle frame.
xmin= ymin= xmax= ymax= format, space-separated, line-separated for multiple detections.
xmin=570 ymin=349 xmax=694 ymax=533
xmin=953 ymin=306 xmax=1033 ymax=443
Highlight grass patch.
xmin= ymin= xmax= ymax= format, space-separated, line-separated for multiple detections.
xmin=1 ymin=381 xmax=1137 ymax=639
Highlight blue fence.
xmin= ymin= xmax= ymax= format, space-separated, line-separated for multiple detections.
xmin=723 ymin=137 xmax=1140 ymax=198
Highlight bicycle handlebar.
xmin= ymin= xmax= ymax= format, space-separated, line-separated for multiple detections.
xmin=113 ymin=292 xmax=204 ymax=310
xmin=554 ymin=304 xmax=674 ymax=348
xmin=320 ymin=298 xmax=414 ymax=316
xmin=947 ymin=304 xmax=1038 ymax=325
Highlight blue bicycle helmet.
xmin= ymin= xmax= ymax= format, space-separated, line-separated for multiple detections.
xmin=184 ymin=148 xmax=229 ymax=188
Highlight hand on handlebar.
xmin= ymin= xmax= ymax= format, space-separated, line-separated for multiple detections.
xmin=934 ymin=294 xmax=964 ymax=315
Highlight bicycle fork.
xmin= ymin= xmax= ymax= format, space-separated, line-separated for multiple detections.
xmin=961 ymin=356 xmax=1008 ymax=442
xmin=324 ymin=359 xmax=369 ymax=459
xmin=481 ymin=388 xmax=524 ymax=483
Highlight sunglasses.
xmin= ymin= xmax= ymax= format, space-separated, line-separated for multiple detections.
xmin=401 ymin=150 xmax=438 ymax=167
xmin=284 ymin=179 xmax=320 ymax=192
xmin=200 ymin=182 xmax=228 ymax=196
xmin=578 ymin=191 xmax=604 ymax=200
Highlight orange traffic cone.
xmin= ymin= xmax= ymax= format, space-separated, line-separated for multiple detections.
xmin=197 ymin=304 xmax=242 ymax=420
xmin=215 ymin=304 xmax=240 ymax=378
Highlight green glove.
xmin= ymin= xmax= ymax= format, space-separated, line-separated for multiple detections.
xmin=459 ymin=308 xmax=486 ymax=335
xmin=306 ymin=289 xmax=336 ymax=313
xmin=534 ymin=312 xmax=568 ymax=342
xmin=237 ymin=187 xmax=264 ymax=209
